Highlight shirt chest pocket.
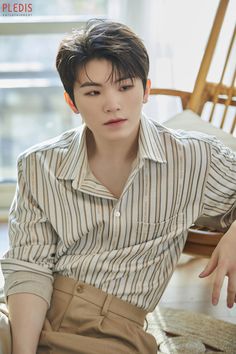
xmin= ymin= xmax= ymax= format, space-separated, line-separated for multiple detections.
xmin=136 ymin=212 xmax=184 ymax=243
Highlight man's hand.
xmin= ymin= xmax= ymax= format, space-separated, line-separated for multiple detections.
xmin=199 ymin=221 xmax=236 ymax=308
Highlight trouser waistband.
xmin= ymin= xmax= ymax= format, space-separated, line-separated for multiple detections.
xmin=53 ymin=275 xmax=147 ymax=326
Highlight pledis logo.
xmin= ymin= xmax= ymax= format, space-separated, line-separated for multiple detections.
xmin=1 ymin=2 xmax=33 ymax=16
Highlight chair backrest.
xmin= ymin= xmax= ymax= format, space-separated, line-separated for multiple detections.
xmin=150 ymin=0 xmax=235 ymax=258
xmin=186 ymin=0 xmax=235 ymax=135
xmin=150 ymin=0 xmax=236 ymax=136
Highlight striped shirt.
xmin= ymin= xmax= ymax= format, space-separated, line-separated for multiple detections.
xmin=1 ymin=112 xmax=236 ymax=312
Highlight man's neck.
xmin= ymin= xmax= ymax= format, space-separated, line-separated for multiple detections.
xmin=86 ymin=128 xmax=140 ymax=164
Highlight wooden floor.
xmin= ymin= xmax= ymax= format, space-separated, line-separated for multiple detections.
xmin=159 ymin=254 xmax=236 ymax=324
xmin=0 ymin=222 xmax=236 ymax=324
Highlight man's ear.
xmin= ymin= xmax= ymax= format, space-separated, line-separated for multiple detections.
xmin=64 ymin=92 xmax=79 ymax=114
xmin=143 ymin=79 xmax=151 ymax=104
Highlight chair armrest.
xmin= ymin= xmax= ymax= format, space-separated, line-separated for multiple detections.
xmin=150 ymin=88 xmax=191 ymax=109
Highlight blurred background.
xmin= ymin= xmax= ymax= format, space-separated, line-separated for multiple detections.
xmin=0 ymin=0 xmax=235 ymax=220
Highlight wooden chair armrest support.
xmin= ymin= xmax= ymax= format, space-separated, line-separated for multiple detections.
xmin=184 ymin=226 xmax=224 ymax=257
xmin=150 ymin=88 xmax=191 ymax=109
xmin=183 ymin=243 xmax=217 ymax=257
xmin=205 ymin=82 xmax=236 ymax=106
xmin=150 ymin=84 xmax=236 ymax=111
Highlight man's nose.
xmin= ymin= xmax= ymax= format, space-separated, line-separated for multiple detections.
xmin=103 ymin=93 xmax=121 ymax=113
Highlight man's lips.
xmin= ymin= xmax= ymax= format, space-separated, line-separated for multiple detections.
xmin=104 ymin=118 xmax=127 ymax=125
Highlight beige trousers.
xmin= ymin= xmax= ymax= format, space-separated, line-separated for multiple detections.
xmin=0 ymin=276 xmax=157 ymax=354
xmin=38 ymin=275 xmax=157 ymax=354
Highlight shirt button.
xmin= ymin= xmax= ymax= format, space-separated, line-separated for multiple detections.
xmin=114 ymin=210 xmax=120 ymax=217
xmin=76 ymin=285 xmax=84 ymax=294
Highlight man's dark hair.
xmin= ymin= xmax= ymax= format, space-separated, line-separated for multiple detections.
xmin=56 ymin=19 xmax=149 ymax=105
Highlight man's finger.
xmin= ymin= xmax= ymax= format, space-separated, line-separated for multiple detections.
xmin=227 ymin=276 xmax=236 ymax=308
xmin=212 ymin=267 xmax=226 ymax=305
xmin=199 ymin=251 xmax=218 ymax=278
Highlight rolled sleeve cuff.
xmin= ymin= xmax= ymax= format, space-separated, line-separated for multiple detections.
xmin=4 ymin=271 xmax=54 ymax=308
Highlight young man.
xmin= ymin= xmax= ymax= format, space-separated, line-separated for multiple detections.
xmin=0 ymin=19 xmax=236 ymax=354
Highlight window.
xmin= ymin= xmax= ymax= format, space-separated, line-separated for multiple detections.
xmin=0 ymin=0 xmax=109 ymax=217
xmin=0 ymin=33 xmax=81 ymax=181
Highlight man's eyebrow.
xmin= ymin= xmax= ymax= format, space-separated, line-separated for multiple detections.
xmin=79 ymin=82 xmax=102 ymax=88
xmin=114 ymin=77 xmax=133 ymax=83
xmin=79 ymin=77 xmax=133 ymax=88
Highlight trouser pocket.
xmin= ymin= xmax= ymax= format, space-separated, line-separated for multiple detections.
xmin=46 ymin=289 xmax=73 ymax=331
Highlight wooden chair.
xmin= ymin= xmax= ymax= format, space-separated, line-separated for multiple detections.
xmin=150 ymin=0 xmax=236 ymax=257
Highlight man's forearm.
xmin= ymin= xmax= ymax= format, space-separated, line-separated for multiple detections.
xmin=231 ymin=219 xmax=236 ymax=229
xmin=8 ymin=293 xmax=48 ymax=354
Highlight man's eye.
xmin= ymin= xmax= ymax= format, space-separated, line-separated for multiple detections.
xmin=120 ymin=85 xmax=133 ymax=91
xmin=85 ymin=91 xmax=100 ymax=96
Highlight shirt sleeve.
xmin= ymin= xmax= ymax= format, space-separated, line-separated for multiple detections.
xmin=196 ymin=136 xmax=236 ymax=231
xmin=0 ymin=155 xmax=58 ymax=307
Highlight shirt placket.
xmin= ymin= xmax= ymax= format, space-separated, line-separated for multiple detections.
xmin=111 ymin=204 xmax=121 ymax=249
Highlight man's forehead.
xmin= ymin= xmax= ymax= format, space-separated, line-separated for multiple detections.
xmin=75 ymin=59 xmax=130 ymax=85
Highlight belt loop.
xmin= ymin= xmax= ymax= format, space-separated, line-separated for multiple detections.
xmin=101 ymin=294 xmax=113 ymax=316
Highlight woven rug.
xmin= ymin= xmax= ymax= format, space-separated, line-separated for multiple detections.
xmin=147 ymin=307 xmax=236 ymax=353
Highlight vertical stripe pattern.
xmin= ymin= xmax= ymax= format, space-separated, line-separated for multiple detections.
xmin=1 ymin=114 xmax=236 ymax=311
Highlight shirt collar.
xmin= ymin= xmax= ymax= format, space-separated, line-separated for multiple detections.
xmin=56 ymin=113 xmax=167 ymax=187
xmin=56 ymin=124 xmax=88 ymax=189
xmin=139 ymin=113 xmax=167 ymax=163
